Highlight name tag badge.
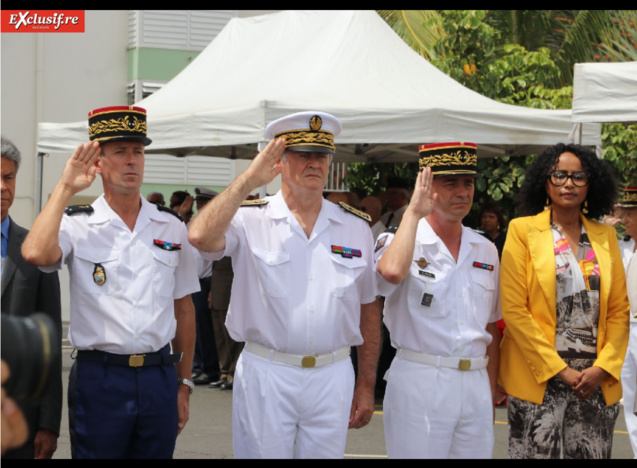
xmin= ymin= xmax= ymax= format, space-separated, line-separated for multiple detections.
xmin=419 ymin=270 xmax=435 ymax=279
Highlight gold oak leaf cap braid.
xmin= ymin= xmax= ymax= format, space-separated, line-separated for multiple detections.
xmin=418 ymin=141 xmax=483 ymax=178
xmin=88 ymin=105 xmax=152 ymax=146
xmin=265 ymin=111 xmax=342 ymax=154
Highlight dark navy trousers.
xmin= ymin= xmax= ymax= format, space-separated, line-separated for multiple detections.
xmin=68 ymin=353 xmax=178 ymax=459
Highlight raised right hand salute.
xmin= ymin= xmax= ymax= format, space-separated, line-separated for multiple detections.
xmin=188 ymin=137 xmax=286 ymax=253
xmin=376 ymin=167 xmax=434 ymax=284
xmin=22 ymin=141 xmax=101 ymax=267
xmin=59 ymin=141 xmax=102 ymax=194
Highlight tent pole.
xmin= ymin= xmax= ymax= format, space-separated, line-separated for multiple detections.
xmin=35 ymin=152 xmax=46 ymax=216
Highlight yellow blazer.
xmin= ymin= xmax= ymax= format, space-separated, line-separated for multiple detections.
xmin=498 ymin=208 xmax=629 ymax=405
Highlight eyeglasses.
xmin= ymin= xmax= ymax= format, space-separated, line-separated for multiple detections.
xmin=548 ymin=170 xmax=589 ymax=187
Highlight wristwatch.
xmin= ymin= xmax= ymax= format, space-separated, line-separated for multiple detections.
xmin=177 ymin=378 xmax=194 ymax=394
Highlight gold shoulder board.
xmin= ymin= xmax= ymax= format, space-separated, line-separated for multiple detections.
xmin=338 ymin=201 xmax=371 ymax=222
xmin=241 ymin=199 xmax=269 ymax=207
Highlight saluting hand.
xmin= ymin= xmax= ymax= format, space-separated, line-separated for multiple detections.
xmin=59 ymin=141 xmax=101 ymax=195
xmin=408 ymin=167 xmax=436 ymax=219
xmin=242 ymin=138 xmax=286 ymax=191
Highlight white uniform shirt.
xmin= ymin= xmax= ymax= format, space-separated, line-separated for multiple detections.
xmin=375 ymin=219 xmax=501 ymax=358
xmin=199 ymin=190 xmax=377 ymax=355
xmin=41 ymin=195 xmax=200 ymax=354
xmin=627 ymin=253 xmax=637 ymax=320
xmin=196 ymin=252 xmax=213 ymax=279
xmin=620 ymin=236 xmax=636 ymax=270
xmin=620 ymin=237 xmax=637 ymax=321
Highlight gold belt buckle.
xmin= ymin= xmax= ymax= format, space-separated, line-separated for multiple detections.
xmin=458 ymin=359 xmax=471 ymax=371
xmin=301 ymin=356 xmax=317 ymax=368
xmin=129 ymin=354 xmax=145 ymax=367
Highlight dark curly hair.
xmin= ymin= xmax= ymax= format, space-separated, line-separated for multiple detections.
xmin=479 ymin=202 xmax=507 ymax=232
xmin=518 ymin=143 xmax=618 ymax=219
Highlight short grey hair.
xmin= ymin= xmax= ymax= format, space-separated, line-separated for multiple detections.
xmin=1 ymin=136 xmax=21 ymax=172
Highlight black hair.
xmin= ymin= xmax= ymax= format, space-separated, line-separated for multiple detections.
xmin=170 ymin=190 xmax=191 ymax=208
xmin=518 ymin=143 xmax=617 ymax=219
xmin=478 ymin=202 xmax=507 ymax=231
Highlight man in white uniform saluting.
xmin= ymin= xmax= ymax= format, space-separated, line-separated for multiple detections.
xmin=375 ymin=142 xmax=501 ymax=458
xmin=188 ymin=111 xmax=381 ymax=459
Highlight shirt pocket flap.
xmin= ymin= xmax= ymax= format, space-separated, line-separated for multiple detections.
xmin=252 ymin=249 xmax=290 ymax=266
xmin=151 ymin=248 xmax=180 ymax=268
xmin=470 ymin=268 xmax=496 ymax=291
xmin=329 ymin=254 xmax=367 ymax=270
xmin=75 ymin=247 xmax=118 ymax=263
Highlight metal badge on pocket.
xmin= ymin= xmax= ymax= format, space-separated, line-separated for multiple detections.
xmin=93 ymin=263 xmax=106 ymax=286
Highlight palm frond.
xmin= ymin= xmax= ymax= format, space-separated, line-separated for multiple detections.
xmin=376 ymin=10 xmax=445 ymax=61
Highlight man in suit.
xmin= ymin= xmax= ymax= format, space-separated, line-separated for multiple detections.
xmin=1 ymin=135 xmax=63 ymax=459
xmin=380 ymin=177 xmax=410 ymax=228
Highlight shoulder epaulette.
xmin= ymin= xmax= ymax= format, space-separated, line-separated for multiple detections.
xmin=338 ymin=201 xmax=371 ymax=222
xmin=383 ymin=225 xmax=398 ymax=234
xmin=241 ymin=199 xmax=268 ymax=207
xmin=65 ymin=204 xmax=94 ymax=216
xmin=157 ymin=204 xmax=184 ymax=222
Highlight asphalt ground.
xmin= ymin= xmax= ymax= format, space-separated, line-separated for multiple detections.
xmin=51 ymin=332 xmax=635 ymax=459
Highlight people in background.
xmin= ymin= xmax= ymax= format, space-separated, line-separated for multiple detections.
xmin=617 ymin=186 xmax=637 ymax=457
xmin=147 ymin=192 xmax=165 ymax=206
xmin=478 ymin=201 xmax=507 ymax=259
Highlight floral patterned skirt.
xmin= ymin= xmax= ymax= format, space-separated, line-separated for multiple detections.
xmin=507 ymin=359 xmax=620 ymax=459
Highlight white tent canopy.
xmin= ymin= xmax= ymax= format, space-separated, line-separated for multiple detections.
xmin=572 ymin=61 xmax=637 ymax=124
xmin=37 ymin=10 xmax=600 ymax=163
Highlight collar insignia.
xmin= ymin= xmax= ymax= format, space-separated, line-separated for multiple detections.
xmin=375 ymin=235 xmax=388 ymax=252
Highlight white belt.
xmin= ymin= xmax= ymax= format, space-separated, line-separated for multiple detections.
xmin=245 ymin=342 xmax=351 ymax=369
xmin=397 ymin=348 xmax=489 ymax=371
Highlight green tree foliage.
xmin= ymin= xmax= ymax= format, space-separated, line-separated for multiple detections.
xmin=602 ymin=123 xmax=637 ymax=188
xmin=483 ymin=10 xmax=635 ymax=86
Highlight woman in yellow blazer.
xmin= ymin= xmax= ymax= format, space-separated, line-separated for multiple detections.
xmin=499 ymin=143 xmax=629 ymax=459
